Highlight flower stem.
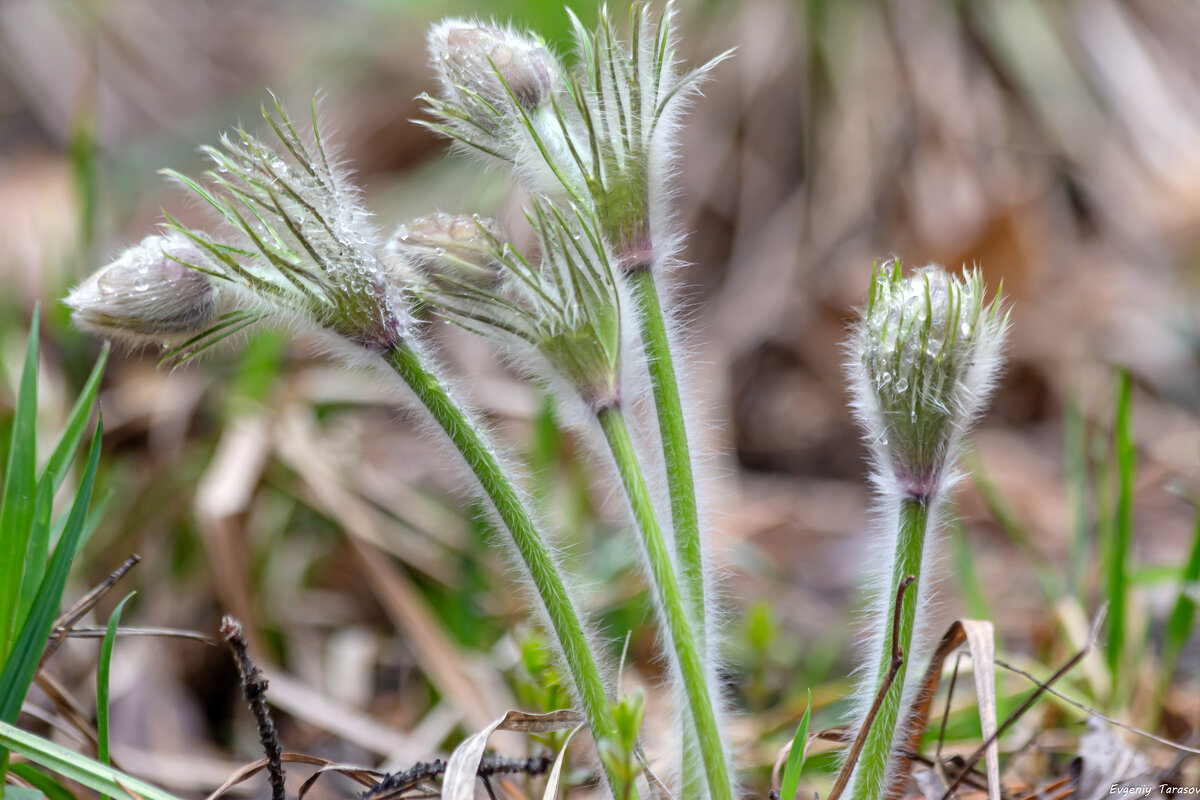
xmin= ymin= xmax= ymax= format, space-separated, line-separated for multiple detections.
xmin=595 ymin=404 xmax=732 ymax=800
xmin=626 ymin=268 xmax=706 ymax=652
xmin=852 ymin=496 xmax=930 ymax=800
xmin=383 ymin=343 xmax=623 ymax=795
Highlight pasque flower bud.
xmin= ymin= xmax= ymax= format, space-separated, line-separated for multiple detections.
xmin=67 ymin=233 xmax=218 ymax=347
xmin=385 ymin=213 xmax=504 ymax=289
xmin=852 ymin=262 xmax=1008 ymax=497
xmin=430 ymin=20 xmax=556 ymax=113
xmin=419 ymin=19 xmax=568 ymax=181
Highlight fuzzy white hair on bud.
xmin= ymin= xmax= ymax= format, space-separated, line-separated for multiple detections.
xmin=67 ymin=233 xmax=221 ymax=349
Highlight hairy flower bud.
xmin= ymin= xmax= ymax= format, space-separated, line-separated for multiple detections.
xmin=67 ymin=233 xmax=219 ymax=346
xmin=385 ymin=213 xmax=504 ymax=290
xmin=852 ymin=262 xmax=1008 ymax=496
xmin=431 ymin=21 xmax=556 ymax=112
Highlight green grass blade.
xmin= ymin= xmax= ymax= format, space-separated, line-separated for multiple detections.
xmin=1065 ymin=396 xmax=1090 ymax=596
xmin=779 ymin=691 xmax=811 ymax=800
xmin=8 ymin=763 xmax=80 ymax=800
xmin=40 ymin=345 xmax=108 ymax=496
xmin=97 ymin=592 xmax=134 ymax=772
xmin=16 ymin=478 xmax=55 ymax=630
xmin=0 ymin=307 xmax=41 ymax=661
xmin=69 ymin=112 xmax=98 ymax=254
xmin=0 ymin=721 xmax=186 ymax=800
xmin=1105 ymin=371 xmax=1134 ymax=680
xmin=1162 ymin=509 xmax=1200 ymax=681
xmin=16 ymin=345 xmax=106 ymax=629
xmin=0 ymin=417 xmax=103 ymax=724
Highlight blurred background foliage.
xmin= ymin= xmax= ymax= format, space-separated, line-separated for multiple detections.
xmin=1 ymin=0 xmax=1199 ymax=796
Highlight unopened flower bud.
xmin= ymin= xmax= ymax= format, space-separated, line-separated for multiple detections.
xmin=853 ymin=262 xmax=1008 ymax=495
xmin=430 ymin=20 xmax=556 ymax=112
xmin=385 ymin=213 xmax=504 ymax=290
xmin=67 ymin=233 xmax=219 ymax=345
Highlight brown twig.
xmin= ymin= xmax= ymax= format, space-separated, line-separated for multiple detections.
xmin=826 ymin=575 xmax=916 ymax=800
xmin=995 ymin=659 xmax=1200 ymax=756
xmin=933 ymin=653 xmax=964 ymax=790
xmin=936 ymin=610 xmax=1106 ymax=800
xmin=362 ymin=753 xmax=552 ymax=800
xmin=1014 ymin=771 xmax=1077 ymax=800
xmin=889 ymin=619 xmax=970 ymax=798
xmin=41 ymin=554 xmax=140 ymax=665
xmin=935 ymin=653 xmax=963 ymax=761
xmin=221 ymin=616 xmax=285 ymax=800
xmin=49 ymin=626 xmax=214 ymax=644
xmin=904 ymin=752 xmax=992 ymax=795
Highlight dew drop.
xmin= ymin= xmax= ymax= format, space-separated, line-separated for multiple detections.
xmin=895 ymin=377 xmax=909 ymax=393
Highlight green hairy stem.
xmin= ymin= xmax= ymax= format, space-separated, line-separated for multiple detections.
xmin=852 ymin=496 xmax=931 ymax=800
xmin=383 ymin=343 xmax=625 ymax=795
xmin=626 ymin=266 xmax=709 ymax=800
xmin=596 ymin=404 xmax=733 ymax=800
xmin=627 ymin=268 xmax=706 ymax=650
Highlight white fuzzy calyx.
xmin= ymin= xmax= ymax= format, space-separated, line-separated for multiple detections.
xmin=67 ymin=233 xmax=219 ymax=347
xmin=854 ymin=262 xmax=1008 ymax=495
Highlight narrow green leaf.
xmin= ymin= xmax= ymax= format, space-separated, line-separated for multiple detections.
xmin=97 ymin=592 xmax=134 ymax=771
xmin=68 ymin=112 xmax=98 ymax=254
xmin=1106 ymin=371 xmax=1134 ymax=680
xmin=16 ymin=346 xmax=108 ymax=630
xmin=0 ymin=307 xmax=41 ymax=661
xmin=779 ymin=691 xmax=811 ymax=800
xmin=4 ymin=783 xmax=45 ymax=800
xmin=16 ymin=477 xmax=55 ymax=629
xmin=40 ymin=344 xmax=108 ymax=495
xmin=0 ymin=417 xmax=102 ymax=724
xmin=8 ymin=763 xmax=80 ymax=800
xmin=1163 ymin=510 xmax=1200 ymax=680
xmin=0 ymin=721 xmax=186 ymax=800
